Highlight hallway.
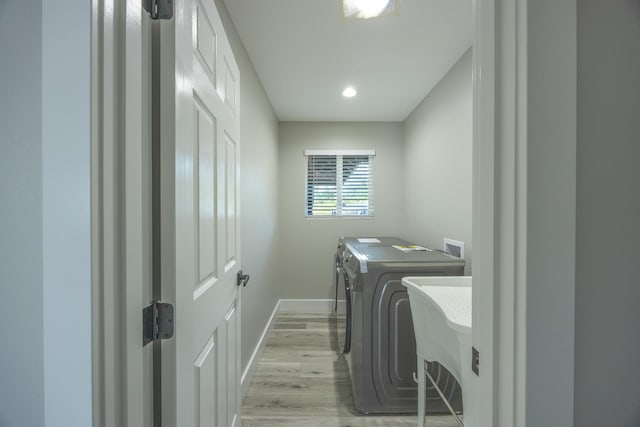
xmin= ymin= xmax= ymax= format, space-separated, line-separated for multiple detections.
xmin=241 ymin=312 xmax=458 ymax=427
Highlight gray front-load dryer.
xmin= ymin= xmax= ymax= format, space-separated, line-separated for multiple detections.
xmin=335 ymin=237 xmax=465 ymax=414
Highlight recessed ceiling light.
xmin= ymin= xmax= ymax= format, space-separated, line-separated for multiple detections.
xmin=343 ymin=0 xmax=395 ymax=19
xmin=342 ymin=86 xmax=357 ymax=98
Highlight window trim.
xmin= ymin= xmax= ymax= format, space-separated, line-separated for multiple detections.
xmin=303 ymin=149 xmax=376 ymax=156
xmin=304 ymin=149 xmax=375 ymax=219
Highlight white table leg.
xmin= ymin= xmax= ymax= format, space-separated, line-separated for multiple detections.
xmin=417 ymin=357 xmax=425 ymax=427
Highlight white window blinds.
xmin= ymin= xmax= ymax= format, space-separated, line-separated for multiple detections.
xmin=304 ymin=150 xmax=375 ymax=217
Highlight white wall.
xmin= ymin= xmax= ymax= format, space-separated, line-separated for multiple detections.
xmin=0 ymin=1 xmax=45 ymax=426
xmin=0 ymin=1 xmax=92 ymax=426
xmin=215 ymin=0 xmax=281 ymax=374
xmin=278 ymin=122 xmax=405 ymax=299
xmin=575 ymin=0 xmax=640 ymax=425
xmin=403 ymin=49 xmax=473 ymax=273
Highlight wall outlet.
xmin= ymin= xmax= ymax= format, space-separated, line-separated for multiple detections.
xmin=443 ymin=238 xmax=464 ymax=259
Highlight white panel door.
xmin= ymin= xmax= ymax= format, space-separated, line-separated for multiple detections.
xmin=159 ymin=0 xmax=241 ymax=426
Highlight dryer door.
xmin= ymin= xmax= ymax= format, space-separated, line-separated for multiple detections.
xmin=335 ymin=263 xmax=351 ymax=354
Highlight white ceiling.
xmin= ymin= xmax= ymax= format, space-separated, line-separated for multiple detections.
xmin=223 ymin=0 xmax=472 ymax=122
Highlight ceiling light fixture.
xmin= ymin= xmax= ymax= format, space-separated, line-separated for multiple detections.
xmin=343 ymin=0 xmax=395 ymax=19
xmin=342 ymin=86 xmax=357 ymax=98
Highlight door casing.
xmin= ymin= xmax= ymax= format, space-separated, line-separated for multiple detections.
xmin=91 ymin=0 xmax=153 ymax=426
xmin=471 ymin=0 xmax=577 ymax=425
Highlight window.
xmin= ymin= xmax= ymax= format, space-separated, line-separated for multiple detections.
xmin=304 ymin=150 xmax=375 ymax=217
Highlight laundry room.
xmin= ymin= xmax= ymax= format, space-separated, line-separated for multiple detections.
xmin=221 ymin=0 xmax=472 ymax=425
xmin=278 ymin=55 xmax=473 ymax=302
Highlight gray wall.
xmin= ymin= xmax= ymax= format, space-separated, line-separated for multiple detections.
xmin=215 ymin=0 xmax=282 ymax=374
xmin=278 ymin=122 xmax=405 ymax=299
xmin=42 ymin=0 xmax=92 ymax=425
xmin=0 ymin=0 xmax=92 ymax=426
xmin=403 ymin=49 xmax=473 ymax=273
xmin=526 ymin=0 xmax=577 ymax=425
xmin=0 ymin=1 xmax=45 ymax=426
xmin=575 ymin=0 xmax=640 ymax=425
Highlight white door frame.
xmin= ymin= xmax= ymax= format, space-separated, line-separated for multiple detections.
xmin=472 ymin=0 xmax=577 ymax=426
xmin=471 ymin=0 xmax=497 ymax=423
xmin=472 ymin=0 xmax=524 ymax=423
xmin=91 ymin=0 xmax=150 ymax=426
xmin=91 ymin=0 xmax=578 ymax=426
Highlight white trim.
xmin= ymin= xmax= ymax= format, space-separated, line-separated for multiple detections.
xmin=305 ymin=152 xmax=375 ymax=218
xmin=303 ymin=149 xmax=376 ymax=156
xmin=92 ymin=1 xmax=151 ymax=425
xmin=92 ymin=0 xmax=127 ymax=425
xmin=304 ymin=215 xmax=375 ymax=221
xmin=123 ymin=2 xmax=148 ymax=425
xmin=473 ymin=0 xmax=577 ymax=425
xmin=240 ymin=300 xmax=281 ymax=398
xmin=278 ymin=299 xmax=339 ymax=313
xmin=473 ymin=0 xmax=527 ymax=424
xmin=471 ymin=0 xmax=497 ymax=424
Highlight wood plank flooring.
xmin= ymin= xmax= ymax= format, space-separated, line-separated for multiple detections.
xmin=241 ymin=312 xmax=459 ymax=427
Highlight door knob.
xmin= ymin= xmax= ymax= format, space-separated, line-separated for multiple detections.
xmin=237 ymin=270 xmax=250 ymax=287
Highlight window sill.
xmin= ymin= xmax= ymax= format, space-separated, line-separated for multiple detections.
xmin=304 ymin=215 xmax=375 ymax=220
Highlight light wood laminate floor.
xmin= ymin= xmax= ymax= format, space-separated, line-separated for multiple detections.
xmin=241 ymin=312 xmax=459 ymax=427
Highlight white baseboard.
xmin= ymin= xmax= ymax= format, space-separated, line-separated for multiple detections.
xmin=278 ymin=298 xmax=338 ymax=313
xmin=240 ymin=299 xmax=280 ymax=398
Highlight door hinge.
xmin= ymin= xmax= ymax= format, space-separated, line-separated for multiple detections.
xmin=143 ymin=302 xmax=175 ymax=346
xmin=143 ymin=0 xmax=173 ymax=20
xmin=472 ymin=346 xmax=480 ymax=376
